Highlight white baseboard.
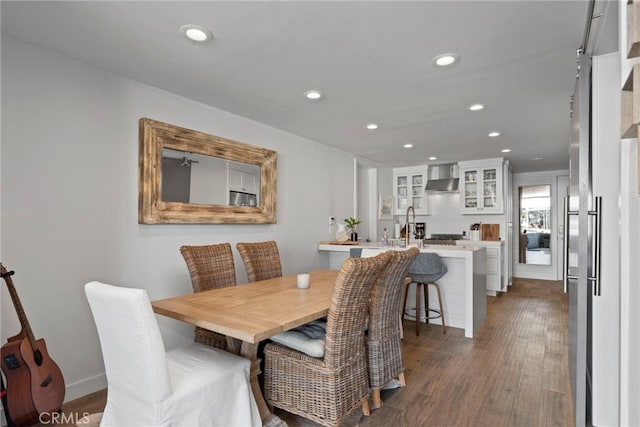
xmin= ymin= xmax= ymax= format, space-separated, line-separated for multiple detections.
xmin=513 ymin=272 xmax=558 ymax=281
xmin=64 ymin=373 xmax=107 ymax=403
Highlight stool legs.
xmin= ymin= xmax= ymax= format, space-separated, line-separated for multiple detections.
xmin=432 ymin=282 xmax=446 ymax=334
xmin=402 ymin=281 xmax=446 ymax=336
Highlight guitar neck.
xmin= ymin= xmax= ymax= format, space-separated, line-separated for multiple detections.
xmin=1 ymin=267 xmax=38 ymax=350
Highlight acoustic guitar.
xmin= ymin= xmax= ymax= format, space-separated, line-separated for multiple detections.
xmin=0 ymin=264 xmax=65 ymax=426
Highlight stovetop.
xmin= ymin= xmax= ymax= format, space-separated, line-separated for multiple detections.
xmin=428 ymin=234 xmax=464 ymax=240
xmin=422 ymin=233 xmax=463 ymax=246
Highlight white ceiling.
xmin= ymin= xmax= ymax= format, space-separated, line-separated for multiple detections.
xmin=2 ymin=1 xmax=606 ymax=172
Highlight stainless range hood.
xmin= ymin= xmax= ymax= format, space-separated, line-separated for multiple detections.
xmin=425 ymin=164 xmax=459 ymax=193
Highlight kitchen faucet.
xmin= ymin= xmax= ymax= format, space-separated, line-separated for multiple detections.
xmin=405 ymin=206 xmax=415 ymax=247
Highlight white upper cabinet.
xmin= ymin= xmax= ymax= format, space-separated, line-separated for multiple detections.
xmin=229 ymin=168 xmax=258 ymax=194
xmin=392 ymin=165 xmax=430 ymax=215
xmin=458 ymin=158 xmax=505 ymax=214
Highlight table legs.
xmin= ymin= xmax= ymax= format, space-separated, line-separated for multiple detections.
xmin=226 ymin=337 xmax=279 ymax=425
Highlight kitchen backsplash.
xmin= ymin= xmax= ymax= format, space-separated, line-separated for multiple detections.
xmin=392 ymin=193 xmax=509 ymax=239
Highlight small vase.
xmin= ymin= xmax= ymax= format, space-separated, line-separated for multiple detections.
xmin=335 ymin=224 xmax=349 ymax=242
xmin=350 ymin=232 xmax=358 ymax=242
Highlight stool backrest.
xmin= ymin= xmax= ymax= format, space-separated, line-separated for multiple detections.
xmin=408 ymin=253 xmax=447 ymax=279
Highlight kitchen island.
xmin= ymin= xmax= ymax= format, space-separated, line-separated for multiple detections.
xmin=318 ymin=243 xmax=486 ymax=338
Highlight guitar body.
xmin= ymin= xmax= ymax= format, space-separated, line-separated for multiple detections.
xmin=21 ymin=337 xmax=65 ymax=417
xmin=0 ymin=264 xmax=65 ymax=427
xmin=1 ymin=337 xmax=65 ymax=426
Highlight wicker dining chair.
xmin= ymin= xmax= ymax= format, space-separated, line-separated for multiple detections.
xmin=236 ymin=241 xmax=283 ymax=282
xmin=366 ymin=247 xmax=420 ymax=409
xmin=264 ymin=252 xmax=392 ymax=427
xmin=180 ymin=243 xmax=237 ymax=350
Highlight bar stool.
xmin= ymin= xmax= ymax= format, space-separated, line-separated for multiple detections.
xmin=402 ymin=253 xmax=447 ymax=335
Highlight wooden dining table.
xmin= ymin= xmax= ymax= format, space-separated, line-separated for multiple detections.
xmin=151 ymin=269 xmax=339 ymax=424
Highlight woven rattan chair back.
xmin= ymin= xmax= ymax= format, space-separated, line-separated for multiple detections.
xmin=367 ymin=247 xmax=420 ymax=408
xmin=264 ymin=251 xmax=391 ymax=426
xmin=236 ymin=241 xmax=283 ymax=282
xmin=180 ymin=243 xmax=237 ymax=292
xmin=180 ymin=243 xmax=237 ymax=349
xmin=368 ymin=248 xmax=420 ymax=340
xmin=323 ymin=252 xmax=392 ymax=367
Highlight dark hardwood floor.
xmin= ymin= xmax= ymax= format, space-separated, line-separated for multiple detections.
xmin=51 ymin=277 xmax=573 ymax=427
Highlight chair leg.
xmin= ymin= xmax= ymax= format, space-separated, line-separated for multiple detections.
xmin=398 ymin=372 xmax=406 ymax=387
xmin=362 ymin=399 xmax=371 ymax=416
xmin=415 ymin=283 xmax=422 ymax=336
xmin=402 ymin=282 xmax=410 ymax=324
xmin=432 ymin=281 xmax=446 ymax=334
xmin=371 ymin=389 xmax=383 ymax=409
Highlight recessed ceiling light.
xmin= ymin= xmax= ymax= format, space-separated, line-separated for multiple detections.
xmin=531 ymin=156 xmax=544 ymax=161
xmin=179 ymin=24 xmax=213 ymax=42
xmin=501 ymin=149 xmax=512 ymax=153
xmin=365 ymin=123 xmax=378 ymax=130
xmin=432 ymin=53 xmax=460 ymax=67
xmin=429 ymin=156 xmax=437 ymax=161
xmin=488 ymin=131 xmax=501 ymax=137
xmin=403 ymin=144 xmax=414 ymax=148
xmin=469 ymin=103 xmax=484 ymax=111
xmin=304 ymin=90 xmax=323 ymax=100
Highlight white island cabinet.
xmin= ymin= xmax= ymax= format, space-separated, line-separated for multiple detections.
xmin=317 ymin=243 xmax=486 ymax=338
xmin=456 ymin=240 xmax=505 ymax=296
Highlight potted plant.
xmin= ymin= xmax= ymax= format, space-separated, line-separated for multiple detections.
xmin=343 ymin=217 xmax=362 ymax=242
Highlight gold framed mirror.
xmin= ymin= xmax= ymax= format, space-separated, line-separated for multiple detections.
xmin=139 ymin=118 xmax=277 ymax=224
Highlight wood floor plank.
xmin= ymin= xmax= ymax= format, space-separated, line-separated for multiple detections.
xmin=542 ymin=351 xmax=571 ymax=394
xmin=509 ymin=341 xmax=545 ymax=426
xmin=540 ymin=389 xmax=574 ymax=427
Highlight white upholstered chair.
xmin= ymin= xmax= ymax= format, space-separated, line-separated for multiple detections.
xmin=84 ymin=281 xmax=260 ymax=427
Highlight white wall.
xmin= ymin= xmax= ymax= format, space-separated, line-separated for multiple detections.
xmin=0 ymin=37 xmax=386 ymax=402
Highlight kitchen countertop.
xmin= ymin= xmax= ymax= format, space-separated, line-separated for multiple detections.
xmin=318 ymin=242 xmax=486 ymax=257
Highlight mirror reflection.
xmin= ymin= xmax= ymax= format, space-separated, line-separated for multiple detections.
xmin=519 ymin=185 xmax=551 ymax=265
xmin=161 ymin=148 xmax=260 ymax=207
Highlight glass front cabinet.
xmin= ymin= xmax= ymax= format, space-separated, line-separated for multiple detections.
xmin=392 ymin=166 xmax=430 ymax=215
xmin=458 ymin=158 xmax=504 ymax=214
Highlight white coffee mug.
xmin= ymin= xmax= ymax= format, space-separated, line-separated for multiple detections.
xmin=297 ymin=273 xmax=310 ymax=289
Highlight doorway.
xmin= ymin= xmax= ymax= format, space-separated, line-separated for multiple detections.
xmin=519 ymin=185 xmax=551 ymax=265
xmin=355 ymin=160 xmax=378 ymax=242
xmin=512 ymin=171 xmax=568 ymax=281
